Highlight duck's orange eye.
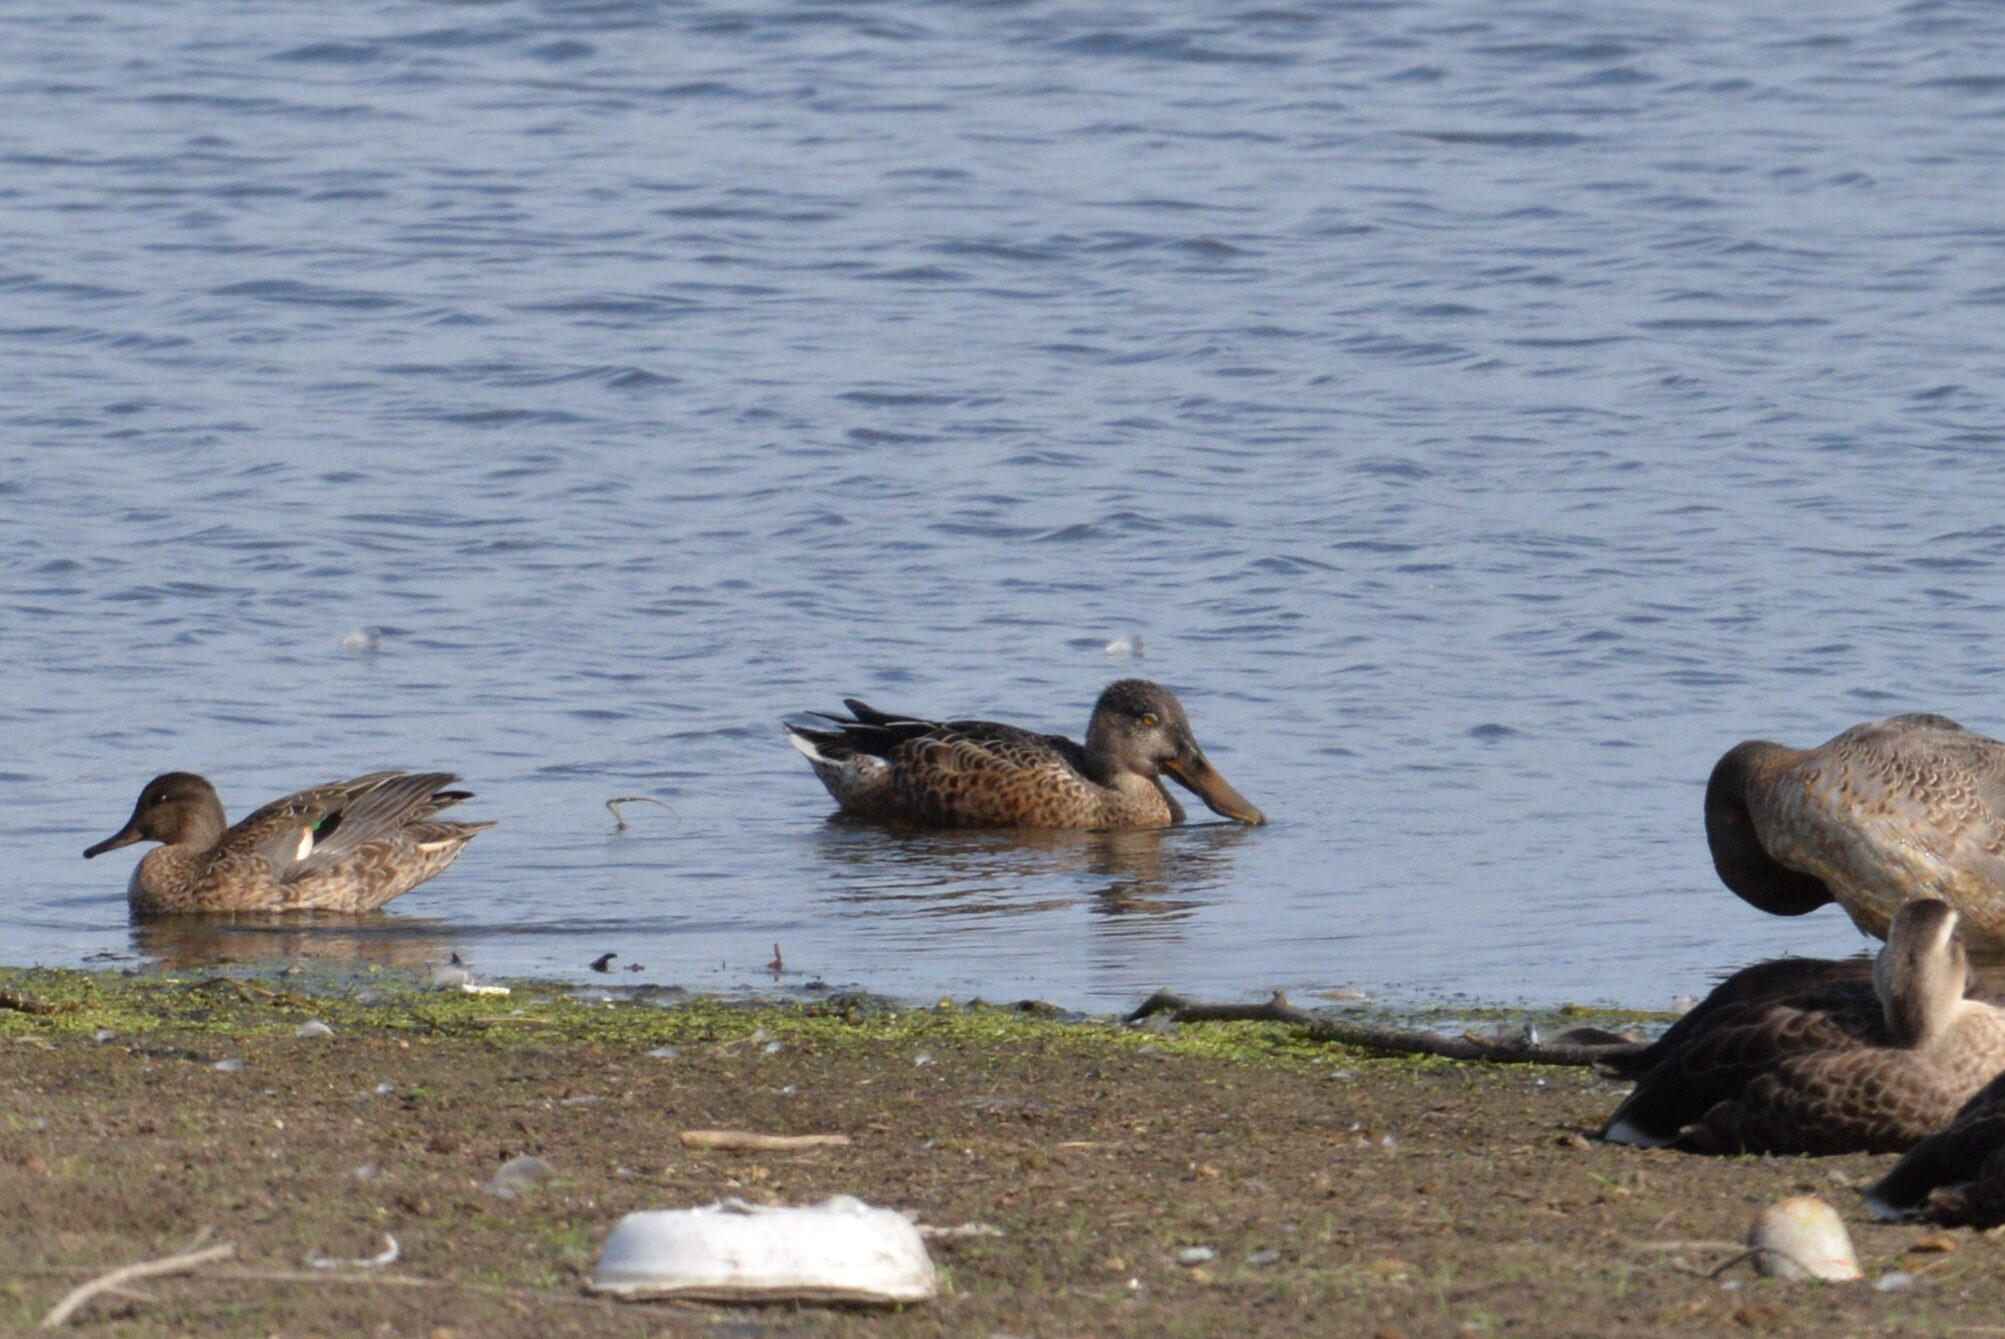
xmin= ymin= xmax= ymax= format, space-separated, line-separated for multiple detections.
xmin=1141 ymin=713 xmax=1159 ymax=727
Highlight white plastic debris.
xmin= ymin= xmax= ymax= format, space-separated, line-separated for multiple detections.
xmin=1105 ymin=632 xmax=1145 ymax=659
xmin=1748 ymin=1196 xmax=1862 ymax=1281
xmin=591 ymin=1196 xmax=938 ymax=1305
xmin=309 ymin=1234 xmax=399 ymax=1269
xmin=340 ymin=626 xmax=384 ymax=654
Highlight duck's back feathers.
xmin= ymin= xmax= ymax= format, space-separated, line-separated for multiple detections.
xmin=1712 ymin=715 xmax=2005 ymax=941
xmin=1866 ymin=1070 xmax=2005 ymax=1222
xmin=1600 ymin=955 xmax=1875 ymax=1082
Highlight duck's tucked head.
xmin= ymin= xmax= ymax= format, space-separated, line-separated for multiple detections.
xmin=1704 ymin=740 xmax=1835 ymax=917
xmin=1084 ymin=679 xmax=1266 ymax=825
xmin=1876 ymin=897 xmax=1969 ymax=1047
xmin=83 ymin=772 xmax=227 ymax=859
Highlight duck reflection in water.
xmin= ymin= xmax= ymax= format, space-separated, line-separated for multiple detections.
xmin=131 ymin=912 xmax=459 ymax=973
xmin=807 ymin=819 xmax=1256 ymax=925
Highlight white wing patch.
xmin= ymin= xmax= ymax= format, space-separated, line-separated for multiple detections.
xmin=294 ymin=828 xmax=314 ymax=863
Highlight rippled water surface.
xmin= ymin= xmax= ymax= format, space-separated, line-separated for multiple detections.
xmin=7 ymin=0 xmax=2005 ymax=1009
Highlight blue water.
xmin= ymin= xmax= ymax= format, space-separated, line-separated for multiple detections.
xmin=6 ymin=0 xmax=2005 ymax=1010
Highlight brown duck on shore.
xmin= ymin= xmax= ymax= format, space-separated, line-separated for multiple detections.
xmin=84 ymin=771 xmax=493 ymax=914
xmin=1600 ymin=899 xmax=2005 ymax=1155
xmin=784 ymin=679 xmax=1266 ymax=829
xmin=1707 ymin=713 xmax=2005 ymax=946
xmin=1865 ymin=1068 xmax=2005 ymax=1225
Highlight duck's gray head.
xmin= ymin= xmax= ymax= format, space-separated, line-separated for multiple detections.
xmin=1875 ymin=897 xmax=1969 ymax=1047
xmin=1084 ymin=679 xmax=1266 ymax=825
xmin=83 ymin=772 xmax=226 ymax=858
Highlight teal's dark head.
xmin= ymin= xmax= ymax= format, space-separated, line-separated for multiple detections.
xmin=84 ymin=772 xmax=227 ymax=858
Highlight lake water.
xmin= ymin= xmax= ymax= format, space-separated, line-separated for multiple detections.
xmin=6 ymin=0 xmax=2005 ymax=1011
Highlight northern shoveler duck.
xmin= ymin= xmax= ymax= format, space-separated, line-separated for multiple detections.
xmin=1866 ymin=1068 xmax=2005 ymax=1225
xmin=1707 ymin=714 xmax=2005 ymax=946
xmin=84 ymin=770 xmax=493 ymax=914
xmin=784 ymin=678 xmax=1266 ymax=829
xmin=1600 ymin=899 xmax=2005 ymax=1155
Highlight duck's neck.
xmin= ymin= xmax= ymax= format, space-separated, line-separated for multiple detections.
xmin=1704 ymin=741 xmax=1834 ymax=916
xmin=1885 ymin=992 xmax=1967 ymax=1050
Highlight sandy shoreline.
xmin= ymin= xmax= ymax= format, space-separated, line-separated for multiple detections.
xmin=1 ymin=966 xmax=1997 ymax=1337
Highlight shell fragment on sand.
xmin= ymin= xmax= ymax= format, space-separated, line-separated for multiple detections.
xmin=591 ymin=1196 xmax=938 ymax=1305
xmin=1748 ymin=1196 xmax=1862 ymax=1281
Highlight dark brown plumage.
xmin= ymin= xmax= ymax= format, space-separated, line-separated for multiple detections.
xmin=784 ymin=679 xmax=1266 ymax=829
xmin=1866 ymin=1071 xmax=2005 ymax=1225
xmin=84 ymin=770 xmax=493 ymax=914
xmin=1601 ymin=899 xmax=2005 ymax=1155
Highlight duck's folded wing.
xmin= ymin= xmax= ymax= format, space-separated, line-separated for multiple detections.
xmin=286 ymin=772 xmax=463 ymax=875
xmin=914 ymin=722 xmax=1093 ymax=777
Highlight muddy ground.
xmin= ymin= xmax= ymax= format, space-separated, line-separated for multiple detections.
xmin=0 ymin=967 xmax=1999 ymax=1337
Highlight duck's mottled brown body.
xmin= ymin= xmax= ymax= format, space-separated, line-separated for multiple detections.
xmin=1601 ymin=899 xmax=2005 ymax=1155
xmin=784 ymin=679 xmax=1266 ymax=830
xmin=1707 ymin=714 xmax=2005 ymax=945
xmin=84 ymin=771 xmax=493 ymax=914
xmin=1867 ymin=1069 xmax=2005 ymax=1225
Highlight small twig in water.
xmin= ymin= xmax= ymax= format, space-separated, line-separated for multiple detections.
xmin=606 ymin=796 xmax=678 ymax=832
xmin=40 ymin=1238 xmax=236 ymax=1328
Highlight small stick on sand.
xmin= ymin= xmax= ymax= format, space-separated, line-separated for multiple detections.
xmin=679 ymin=1130 xmax=852 ymax=1152
xmin=1127 ymin=989 xmax=1647 ymax=1068
xmin=40 ymin=1239 xmax=236 ymax=1328
xmin=606 ymin=796 xmax=678 ymax=832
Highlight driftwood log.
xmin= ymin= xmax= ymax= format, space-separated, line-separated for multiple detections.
xmin=1127 ymin=989 xmax=1648 ymax=1068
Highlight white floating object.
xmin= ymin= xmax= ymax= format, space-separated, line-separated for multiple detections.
xmin=340 ymin=626 xmax=384 ymax=654
xmin=296 ymin=1020 xmax=334 ymax=1039
xmin=1748 ymin=1196 xmax=1862 ymax=1281
xmin=591 ymin=1196 xmax=937 ymax=1305
xmin=1105 ymin=632 xmax=1145 ymax=659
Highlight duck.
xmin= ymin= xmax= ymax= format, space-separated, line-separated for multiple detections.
xmin=1600 ymin=899 xmax=2005 ymax=1155
xmin=1865 ymin=1069 xmax=2005 ymax=1225
xmin=1707 ymin=713 xmax=2005 ymax=945
xmin=83 ymin=770 xmax=493 ymax=914
xmin=784 ymin=678 xmax=1266 ymax=829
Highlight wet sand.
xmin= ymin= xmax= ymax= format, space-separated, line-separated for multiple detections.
xmin=0 ymin=968 xmax=1996 ymax=1337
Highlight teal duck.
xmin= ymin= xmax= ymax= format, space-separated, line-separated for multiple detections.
xmin=1601 ymin=899 xmax=2005 ymax=1155
xmin=84 ymin=770 xmax=493 ymax=914
xmin=784 ymin=678 xmax=1266 ymax=829
xmin=1707 ymin=714 xmax=2005 ymax=946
